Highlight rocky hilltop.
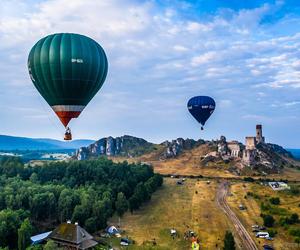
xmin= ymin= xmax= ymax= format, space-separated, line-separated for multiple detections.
xmin=214 ymin=136 xmax=294 ymax=173
xmin=75 ymin=125 xmax=297 ymax=174
xmin=76 ymin=135 xmax=155 ymax=160
xmin=75 ymin=135 xmax=205 ymax=160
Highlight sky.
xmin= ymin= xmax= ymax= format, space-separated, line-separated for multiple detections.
xmin=0 ymin=0 xmax=300 ymax=147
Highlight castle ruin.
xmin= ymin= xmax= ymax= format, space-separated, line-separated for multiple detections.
xmin=217 ymin=124 xmax=266 ymax=167
xmin=242 ymin=124 xmax=265 ymax=166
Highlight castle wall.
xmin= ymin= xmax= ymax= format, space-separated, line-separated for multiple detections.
xmin=227 ymin=141 xmax=241 ymax=157
xmin=245 ymin=137 xmax=256 ymax=150
xmin=242 ymin=149 xmax=256 ymax=166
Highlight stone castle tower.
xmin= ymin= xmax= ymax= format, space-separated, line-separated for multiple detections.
xmin=243 ymin=124 xmax=265 ymax=166
xmin=256 ymin=124 xmax=265 ymax=144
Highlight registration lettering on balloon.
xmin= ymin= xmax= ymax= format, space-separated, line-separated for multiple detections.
xmin=187 ymin=96 xmax=216 ymax=130
xmin=71 ymin=58 xmax=84 ymax=63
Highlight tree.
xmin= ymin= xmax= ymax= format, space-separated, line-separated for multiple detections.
xmin=115 ymin=192 xmax=128 ymax=226
xmin=72 ymin=205 xmax=89 ymax=226
xmin=18 ymin=218 xmax=33 ymax=250
xmin=223 ymin=231 xmax=235 ymax=250
xmin=43 ymin=240 xmax=62 ymax=250
xmin=0 ymin=209 xmax=22 ymax=249
xmin=128 ymin=195 xmax=139 ymax=213
xmin=58 ymin=189 xmax=79 ymax=222
xmin=290 ymin=213 xmax=299 ymax=224
xmin=26 ymin=246 xmax=42 ymax=250
xmin=29 ymin=173 xmax=38 ymax=183
xmin=115 ymin=192 xmax=128 ymax=217
xmin=295 ymin=237 xmax=300 ymax=247
xmin=85 ymin=217 xmax=98 ymax=233
xmin=263 ymin=214 xmax=275 ymax=227
xmin=269 ymin=197 xmax=280 ymax=205
xmin=92 ymin=200 xmax=107 ymax=229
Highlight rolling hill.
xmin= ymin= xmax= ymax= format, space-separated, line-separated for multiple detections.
xmin=287 ymin=148 xmax=300 ymax=159
xmin=0 ymin=135 xmax=94 ymax=150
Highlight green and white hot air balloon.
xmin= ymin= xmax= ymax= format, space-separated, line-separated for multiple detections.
xmin=28 ymin=33 xmax=108 ymax=140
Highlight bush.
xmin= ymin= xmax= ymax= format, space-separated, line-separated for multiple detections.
xmin=260 ymin=202 xmax=271 ymax=211
xmin=279 ymin=213 xmax=299 ymax=226
xmin=289 ymin=228 xmax=300 ymax=237
xmin=247 ymin=192 xmax=260 ymax=199
xmin=223 ymin=231 xmax=235 ymax=250
xmin=269 ymin=197 xmax=280 ymax=205
xmin=290 ymin=213 xmax=299 ymax=224
xmin=262 ymin=214 xmax=275 ymax=227
xmin=244 ymin=177 xmax=255 ymax=182
xmin=290 ymin=186 xmax=300 ymax=195
xmin=268 ymin=229 xmax=277 ymax=237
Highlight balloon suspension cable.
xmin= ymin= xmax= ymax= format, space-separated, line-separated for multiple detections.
xmin=37 ymin=97 xmax=64 ymax=138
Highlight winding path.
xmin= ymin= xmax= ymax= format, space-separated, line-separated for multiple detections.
xmin=216 ymin=181 xmax=259 ymax=250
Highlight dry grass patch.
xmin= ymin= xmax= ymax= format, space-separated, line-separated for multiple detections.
xmin=227 ymin=182 xmax=300 ymax=250
xmin=108 ymin=178 xmax=231 ymax=249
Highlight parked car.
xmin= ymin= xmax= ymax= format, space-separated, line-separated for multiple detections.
xmin=263 ymin=244 xmax=274 ymax=250
xmin=120 ymin=238 xmax=131 ymax=246
xmin=256 ymin=232 xmax=269 ymax=238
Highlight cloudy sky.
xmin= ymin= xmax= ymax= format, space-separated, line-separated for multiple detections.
xmin=0 ymin=0 xmax=300 ymax=147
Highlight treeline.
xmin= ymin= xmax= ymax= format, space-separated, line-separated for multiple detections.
xmin=0 ymin=157 xmax=163 ymax=249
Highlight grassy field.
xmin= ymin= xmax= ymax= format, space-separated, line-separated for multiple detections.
xmin=227 ymin=182 xmax=300 ymax=250
xmin=110 ymin=145 xmax=237 ymax=178
xmin=108 ymin=178 xmax=232 ymax=250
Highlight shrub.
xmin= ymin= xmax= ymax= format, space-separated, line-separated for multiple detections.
xmin=223 ymin=231 xmax=235 ymax=250
xmin=268 ymin=229 xmax=277 ymax=237
xmin=279 ymin=214 xmax=299 ymax=226
xmin=244 ymin=177 xmax=254 ymax=182
xmin=290 ymin=186 xmax=300 ymax=195
xmin=262 ymin=214 xmax=275 ymax=227
xmin=269 ymin=197 xmax=280 ymax=205
xmin=290 ymin=213 xmax=299 ymax=224
xmin=260 ymin=202 xmax=271 ymax=211
xmin=289 ymin=228 xmax=300 ymax=237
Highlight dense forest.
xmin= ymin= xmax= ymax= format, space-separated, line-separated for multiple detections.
xmin=0 ymin=156 xmax=163 ymax=250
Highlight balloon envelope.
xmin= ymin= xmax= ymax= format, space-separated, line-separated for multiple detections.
xmin=187 ymin=96 xmax=215 ymax=127
xmin=28 ymin=33 xmax=108 ymax=127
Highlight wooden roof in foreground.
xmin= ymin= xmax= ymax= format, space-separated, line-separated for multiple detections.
xmin=48 ymin=223 xmax=98 ymax=249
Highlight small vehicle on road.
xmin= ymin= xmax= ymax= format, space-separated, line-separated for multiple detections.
xmin=263 ymin=244 xmax=274 ymax=250
xmin=256 ymin=232 xmax=269 ymax=238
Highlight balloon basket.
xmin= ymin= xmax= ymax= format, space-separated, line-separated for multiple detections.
xmin=64 ymin=127 xmax=72 ymax=141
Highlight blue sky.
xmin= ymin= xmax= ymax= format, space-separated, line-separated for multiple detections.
xmin=0 ymin=0 xmax=300 ymax=147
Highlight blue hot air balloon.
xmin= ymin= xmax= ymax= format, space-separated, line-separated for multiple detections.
xmin=187 ymin=96 xmax=216 ymax=130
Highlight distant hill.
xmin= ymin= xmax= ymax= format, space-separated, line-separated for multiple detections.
xmin=287 ymin=149 xmax=300 ymax=159
xmin=0 ymin=135 xmax=94 ymax=150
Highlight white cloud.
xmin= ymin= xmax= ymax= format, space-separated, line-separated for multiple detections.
xmin=191 ymin=52 xmax=218 ymax=66
xmin=0 ymin=0 xmax=299 ymax=146
xmin=173 ymin=45 xmax=189 ymax=52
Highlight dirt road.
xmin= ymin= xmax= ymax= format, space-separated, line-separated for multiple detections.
xmin=216 ymin=181 xmax=259 ymax=250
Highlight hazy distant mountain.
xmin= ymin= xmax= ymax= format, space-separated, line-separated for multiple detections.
xmin=0 ymin=135 xmax=94 ymax=150
xmin=287 ymin=149 xmax=300 ymax=159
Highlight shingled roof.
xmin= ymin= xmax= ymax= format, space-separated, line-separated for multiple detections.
xmin=48 ymin=222 xmax=98 ymax=249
